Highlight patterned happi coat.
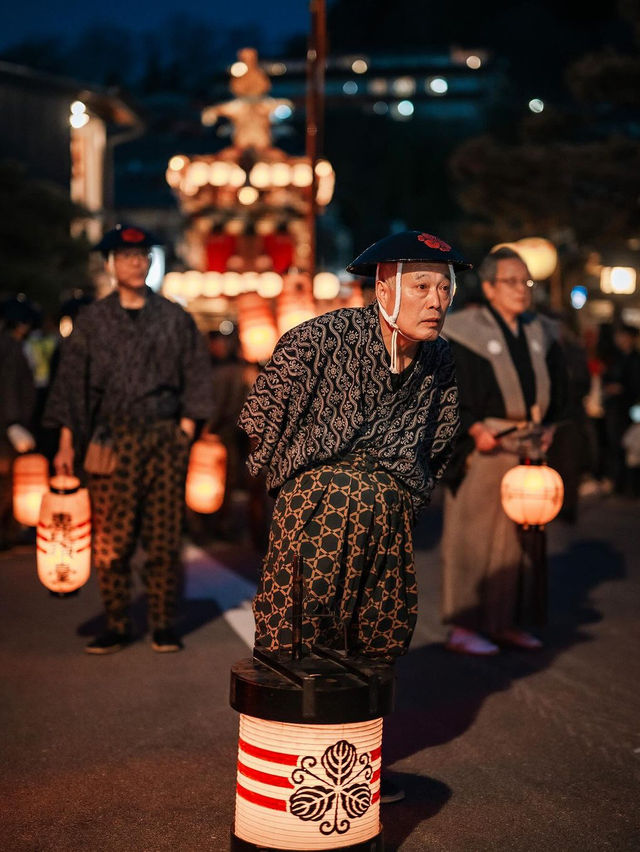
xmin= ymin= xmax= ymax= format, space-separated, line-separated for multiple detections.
xmin=239 ymin=303 xmax=460 ymax=518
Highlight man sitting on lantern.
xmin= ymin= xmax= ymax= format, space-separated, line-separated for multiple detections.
xmin=43 ymin=224 xmax=213 ymax=654
xmin=441 ymin=246 xmax=567 ymax=655
xmin=239 ymin=230 xmax=470 ymax=802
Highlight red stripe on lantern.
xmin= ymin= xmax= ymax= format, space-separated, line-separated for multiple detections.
xmin=370 ymin=746 xmax=382 ymax=762
xmin=371 ymin=767 xmax=380 ymax=783
xmin=372 ymin=791 xmax=380 ymax=805
xmin=236 ymin=783 xmax=287 ymax=812
xmin=36 ymin=546 xmax=47 ymax=554
xmin=237 ymin=760 xmax=294 ymax=789
xmin=238 ymin=738 xmax=300 ymax=766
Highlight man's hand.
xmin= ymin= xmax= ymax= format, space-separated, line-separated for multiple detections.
xmin=54 ymin=426 xmax=74 ymax=476
xmin=469 ymin=422 xmax=498 ymax=453
xmin=179 ymin=418 xmax=196 ymax=440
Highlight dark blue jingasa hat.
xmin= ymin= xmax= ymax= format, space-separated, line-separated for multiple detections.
xmin=347 ymin=230 xmax=472 ymax=375
xmin=93 ymin=223 xmax=160 ymax=258
xmin=346 ymin=229 xmax=471 ymax=276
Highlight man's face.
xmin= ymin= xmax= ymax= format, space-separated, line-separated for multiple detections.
xmin=110 ymin=247 xmax=151 ymax=289
xmin=377 ymin=261 xmax=453 ymax=341
xmin=483 ymin=258 xmax=532 ymax=319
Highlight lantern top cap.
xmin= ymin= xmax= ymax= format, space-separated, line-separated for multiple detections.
xmin=50 ymin=475 xmax=81 ymax=494
xmin=347 ymin=230 xmax=472 ymax=276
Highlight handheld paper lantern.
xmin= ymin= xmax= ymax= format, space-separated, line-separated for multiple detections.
xmin=37 ymin=476 xmax=91 ymax=594
xmin=185 ymin=435 xmax=227 ymax=514
xmin=237 ymin=293 xmax=279 ymax=363
xmin=501 ymin=462 xmax=564 ymax=527
xmin=13 ymin=453 xmax=49 ymax=526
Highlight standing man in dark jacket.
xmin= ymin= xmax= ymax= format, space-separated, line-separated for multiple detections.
xmin=44 ymin=225 xmax=214 ymax=654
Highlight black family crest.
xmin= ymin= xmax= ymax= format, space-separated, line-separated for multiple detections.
xmin=288 ymin=739 xmax=374 ymax=835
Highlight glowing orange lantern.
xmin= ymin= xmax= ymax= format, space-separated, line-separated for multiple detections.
xmin=501 ymin=462 xmax=564 ymax=527
xmin=237 ymin=293 xmax=279 ymax=363
xmin=37 ymin=476 xmax=91 ymax=595
xmin=185 ymin=435 xmax=227 ymax=514
xmin=13 ymin=453 xmax=49 ymax=526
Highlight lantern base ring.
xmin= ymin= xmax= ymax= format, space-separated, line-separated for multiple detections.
xmin=49 ymin=589 xmax=80 ymax=599
xmin=230 ymin=828 xmax=384 ymax=852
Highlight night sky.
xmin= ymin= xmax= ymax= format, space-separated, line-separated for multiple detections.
xmin=3 ymin=0 xmax=312 ymax=52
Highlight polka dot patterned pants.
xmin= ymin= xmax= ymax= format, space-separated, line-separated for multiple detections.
xmin=88 ymin=421 xmax=191 ymax=632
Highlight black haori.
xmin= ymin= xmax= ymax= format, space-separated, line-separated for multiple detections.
xmin=253 ymin=454 xmax=417 ymax=660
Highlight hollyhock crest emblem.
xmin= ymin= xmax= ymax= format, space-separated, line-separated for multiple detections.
xmin=417 ymin=233 xmax=451 ymax=251
xmin=288 ymin=739 xmax=373 ymax=836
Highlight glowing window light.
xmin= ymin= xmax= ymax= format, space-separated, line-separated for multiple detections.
xmin=529 ymin=98 xmax=544 ymax=113
xmin=600 ymin=266 xmax=637 ymax=295
xmin=238 ymin=186 xmax=259 ymax=205
xmin=230 ymin=61 xmax=248 ymax=77
xmin=427 ymin=76 xmax=449 ymax=95
xmin=351 ymin=59 xmax=368 ymax=74
xmin=570 ymin=285 xmax=588 ymax=310
xmin=466 ymin=55 xmax=482 ymax=69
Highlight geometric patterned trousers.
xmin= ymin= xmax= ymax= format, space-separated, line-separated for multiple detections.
xmin=254 ymin=453 xmax=417 ymax=662
xmin=88 ymin=421 xmax=191 ymax=632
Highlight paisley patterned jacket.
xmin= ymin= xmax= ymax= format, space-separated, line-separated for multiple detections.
xmin=238 ymin=304 xmax=460 ymax=517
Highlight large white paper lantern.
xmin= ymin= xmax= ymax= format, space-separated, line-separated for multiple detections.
xmin=37 ymin=476 xmax=91 ymax=594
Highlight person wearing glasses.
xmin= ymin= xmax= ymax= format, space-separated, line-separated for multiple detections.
xmin=44 ymin=224 xmax=213 ymax=654
xmin=441 ymin=246 xmax=567 ymax=655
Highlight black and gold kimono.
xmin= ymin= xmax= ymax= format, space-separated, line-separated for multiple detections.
xmin=239 ymin=304 xmax=460 ymax=659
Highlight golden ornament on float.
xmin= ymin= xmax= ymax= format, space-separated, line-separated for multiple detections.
xmin=13 ymin=453 xmax=49 ymax=527
xmin=37 ymin=476 xmax=91 ymax=595
xmin=185 ymin=435 xmax=227 ymax=514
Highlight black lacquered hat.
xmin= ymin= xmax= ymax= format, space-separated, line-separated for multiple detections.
xmin=93 ymin=223 xmax=160 ymax=256
xmin=347 ymin=229 xmax=472 ymax=276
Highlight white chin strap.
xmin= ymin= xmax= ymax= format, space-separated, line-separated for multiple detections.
xmin=377 ymin=262 xmax=457 ymax=374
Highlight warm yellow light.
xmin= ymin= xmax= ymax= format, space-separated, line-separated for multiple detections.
xmin=351 ymin=58 xmax=368 ymax=74
xmin=13 ymin=454 xmax=49 ymax=526
xmin=202 ymin=271 xmax=223 ymax=298
xmin=188 ymin=161 xmax=211 ymax=187
xmin=169 ymin=155 xmax=187 ymax=171
xmin=165 ymin=169 xmax=181 ymax=188
xmin=314 ymin=160 xmax=333 ymax=177
xmin=182 ymin=271 xmax=203 ymax=299
xmin=393 ymin=76 xmax=416 ymax=96
xmin=257 ymin=272 xmax=283 ymax=298
xmin=162 ymin=272 xmax=183 ymax=299
xmin=501 ymin=463 xmax=564 ymax=526
xmin=228 ymin=164 xmax=247 ymax=188
xmin=186 ymin=436 xmax=227 ymax=514
xmin=291 ymin=162 xmax=313 ymax=187
xmin=271 ymin=163 xmax=291 ymax=187
xmin=238 ymin=186 xmax=259 ymax=205
xmin=222 ymin=271 xmax=243 ymax=297
xmin=270 ymin=62 xmax=287 ymax=75
xmin=492 ymin=238 xmax=558 ymax=281
xmin=466 ymin=55 xmax=482 ymax=69
xmin=313 ymin=272 xmax=341 ymax=300
xmin=209 ymin=161 xmax=231 ymax=186
xmin=600 ymin=266 xmax=637 ymax=295
xmin=37 ymin=477 xmax=91 ymax=594
xmin=242 ymin=272 xmax=260 ymax=292
xmin=249 ymin=162 xmax=271 ymax=188
xmin=230 ymin=61 xmax=249 ymax=78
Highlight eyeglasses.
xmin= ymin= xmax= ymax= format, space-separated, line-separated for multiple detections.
xmin=114 ymin=248 xmax=151 ymax=261
xmin=494 ymin=277 xmax=534 ymax=289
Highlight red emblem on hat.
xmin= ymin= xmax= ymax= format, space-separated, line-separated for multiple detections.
xmin=122 ymin=228 xmax=145 ymax=243
xmin=417 ymin=233 xmax=451 ymax=252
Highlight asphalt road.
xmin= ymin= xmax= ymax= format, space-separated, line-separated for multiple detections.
xmin=1 ymin=491 xmax=639 ymax=851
